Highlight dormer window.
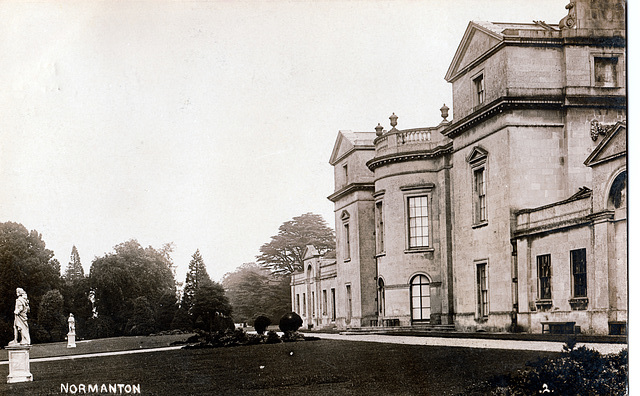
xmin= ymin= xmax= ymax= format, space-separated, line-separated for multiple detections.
xmin=474 ymin=74 xmax=485 ymax=106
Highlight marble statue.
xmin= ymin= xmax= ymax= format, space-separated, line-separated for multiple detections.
xmin=10 ymin=288 xmax=30 ymax=346
xmin=68 ymin=313 xmax=76 ymax=334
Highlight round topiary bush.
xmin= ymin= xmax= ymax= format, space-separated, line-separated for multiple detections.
xmin=253 ymin=315 xmax=271 ymax=335
xmin=279 ymin=312 xmax=303 ymax=333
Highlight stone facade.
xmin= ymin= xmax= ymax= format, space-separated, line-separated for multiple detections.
xmin=294 ymin=0 xmax=626 ymax=335
xmin=291 ymin=246 xmax=338 ymax=329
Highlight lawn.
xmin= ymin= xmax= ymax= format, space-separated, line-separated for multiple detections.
xmin=1 ymin=336 xmax=558 ymax=395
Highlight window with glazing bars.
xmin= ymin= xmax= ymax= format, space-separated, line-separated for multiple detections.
xmin=376 ymin=201 xmax=384 ymax=253
xmin=474 ymin=167 xmax=487 ymax=222
xmin=571 ymin=249 xmax=587 ymax=298
xmin=408 ymin=196 xmax=429 ymax=248
xmin=474 ymin=74 xmax=485 ymax=105
xmin=410 ymin=275 xmax=431 ymax=321
xmin=537 ymin=254 xmax=551 ymax=299
xmin=477 ymin=263 xmax=488 ymax=317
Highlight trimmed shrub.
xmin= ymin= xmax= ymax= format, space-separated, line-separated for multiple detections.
xmin=263 ymin=330 xmax=282 ymax=344
xmin=279 ymin=312 xmax=303 ymax=333
xmin=253 ymin=315 xmax=271 ymax=335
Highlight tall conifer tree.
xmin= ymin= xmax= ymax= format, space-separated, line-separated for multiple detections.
xmin=181 ymin=249 xmax=211 ymax=313
xmin=64 ymin=245 xmax=84 ymax=281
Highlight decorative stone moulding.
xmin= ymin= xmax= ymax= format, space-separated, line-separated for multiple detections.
xmin=534 ymin=299 xmax=553 ymax=311
xmin=590 ymin=119 xmax=612 ymax=141
xmin=569 ymin=297 xmax=589 ymax=310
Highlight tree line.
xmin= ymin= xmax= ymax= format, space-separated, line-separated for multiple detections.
xmin=0 ymin=213 xmax=335 ymax=345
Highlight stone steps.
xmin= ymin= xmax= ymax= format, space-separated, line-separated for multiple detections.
xmin=341 ymin=324 xmax=455 ymax=335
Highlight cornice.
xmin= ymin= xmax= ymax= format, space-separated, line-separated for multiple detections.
xmin=366 ymin=142 xmax=453 ymax=171
xmin=327 ymin=182 xmax=375 ymax=202
xmin=515 ymin=188 xmax=592 ymax=215
xmin=513 ymin=216 xmax=592 ymax=238
xmin=331 ymin=145 xmax=375 ymax=166
xmin=441 ymin=97 xmax=564 ymax=139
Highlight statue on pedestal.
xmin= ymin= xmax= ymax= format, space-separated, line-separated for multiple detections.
xmin=9 ymin=288 xmax=30 ymax=346
xmin=68 ymin=314 xmax=76 ymax=334
xmin=67 ymin=313 xmax=77 ymax=348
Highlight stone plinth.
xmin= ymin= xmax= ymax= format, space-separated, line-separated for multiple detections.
xmin=6 ymin=344 xmax=33 ymax=383
xmin=67 ymin=333 xmax=76 ymax=348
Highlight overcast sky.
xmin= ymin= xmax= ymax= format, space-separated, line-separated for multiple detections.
xmin=0 ymin=1 xmax=620 ymax=282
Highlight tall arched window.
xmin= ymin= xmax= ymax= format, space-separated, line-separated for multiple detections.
xmin=410 ymin=275 xmax=431 ymax=322
xmin=377 ymin=278 xmax=385 ymax=316
xmin=609 ymin=171 xmax=626 ymax=209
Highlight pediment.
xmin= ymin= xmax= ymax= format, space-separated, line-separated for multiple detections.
xmin=466 ymin=145 xmax=488 ymax=164
xmin=340 ymin=210 xmax=350 ymax=221
xmin=329 ymin=131 xmax=355 ymax=165
xmin=445 ymin=22 xmax=502 ymax=82
xmin=303 ymin=245 xmax=320 ymax=260
xmin=584 ymin=122 xmax=626 ymax=167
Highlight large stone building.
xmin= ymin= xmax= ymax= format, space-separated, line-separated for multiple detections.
xmin=292 ymin=0 xmax=626 ymax=335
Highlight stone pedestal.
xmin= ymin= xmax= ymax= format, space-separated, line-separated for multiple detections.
xmin=67 ymin=332 xmax=76 ymax=348
xmin=6 ymin=344 xmax=33 ymax=383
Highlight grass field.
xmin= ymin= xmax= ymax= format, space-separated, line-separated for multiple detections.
xmin=1 ymin=335 xmax=558 ymax=395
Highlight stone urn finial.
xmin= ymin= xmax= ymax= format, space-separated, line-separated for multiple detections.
xmin=375 ymin=123 xmax=384 ymax=136
xmin=440 ymin=104 xmax=449 ymax=121
xmin=389 ymin=113 xmax=398 ymax=128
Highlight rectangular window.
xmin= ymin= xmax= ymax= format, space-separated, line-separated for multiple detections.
xmin=331 ymin=288 xmax=336 ymax=321
xmin=311 ymin=291 xmax=315 ymax=317
xmin=408 ymin=196 xmax=429 ymax=248
xmin=474 ymin=74 xmax=485 ymax=106
xmin=302 ymin=293 xmax=307 ymax=316
xmin=296 ymin=294 xmax=300 ymax=314
xmin=571 ymin=249 xmax=587 ymax=298
xmin=344 ymin=223 xmax=351 ymax=260
xmin=376 ymin=201 xmax=384 ymax=253
xmin=474 ymin=167 xmax=487 ymax=223
xmin=322 ymin=290 xmax=327 ymax=316
xmin=537 ymin=254 xmax=552 ymax=300
xmin=594 ymin=57 xmax=618 ymax=87
xmin=343 ymin=164 xmax=349 ymax=186
xmin=477 ymin=263 xmax=488 ymax=317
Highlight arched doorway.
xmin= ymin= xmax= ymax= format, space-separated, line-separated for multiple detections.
xmin=410 ymin=274 xmax=431 ymax=323
xmin=377 ymin=278 xmax=385 ymax=317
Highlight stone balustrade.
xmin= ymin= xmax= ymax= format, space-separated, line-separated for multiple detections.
xmin=373 ymin=127 xmax=440 ymax=157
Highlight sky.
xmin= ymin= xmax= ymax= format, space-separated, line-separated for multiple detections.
xmin=0 ymin=0 xmax=622 ymax=283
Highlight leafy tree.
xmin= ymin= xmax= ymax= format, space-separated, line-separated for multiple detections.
xmin=36 ymin=289 xmax=66 ymax=342
xmin=181 ymin=249 xmax=212 ymax=314
xmin=257 ymin=213 xmax=335 ymax=274
xmin=0 ymin=222 xmax=63 ymax=345
xmin=89 ymin=240 xmax=176 ymax=336
xmin=170 ymin=305 xmax=192 ymax=331
xmin=125 ymin=296 xmax=156 ymax=336
xmin=223 ymin=263 xmax=291 ymax=324
xmin=64 ymin=245 xmax=84 ymax=282
xmin=191 ymin=281 xmax=232 ymax=332
xmin=155 ymin=289 xmax=178 ymax=332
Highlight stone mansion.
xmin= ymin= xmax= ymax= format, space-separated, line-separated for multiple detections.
xmin=291 ymin=0 xmax=626 ymax=335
